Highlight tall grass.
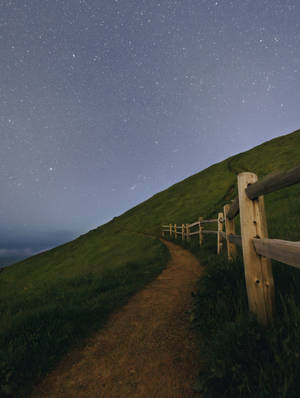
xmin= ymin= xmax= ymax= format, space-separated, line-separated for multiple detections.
xmin=168 ymin=224 xmax=300 ymax=397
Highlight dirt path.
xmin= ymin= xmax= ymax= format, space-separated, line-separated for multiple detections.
xmin=28 ymin=240 xmax=203 ymax=398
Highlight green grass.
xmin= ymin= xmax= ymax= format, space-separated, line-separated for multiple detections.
xmin=1 ymin=128 xmax=299 ymax=397
xmin=168 ymin=234 xmax=300 ymax=397
xmin=0 ymin=230 xmax=169 ymax=397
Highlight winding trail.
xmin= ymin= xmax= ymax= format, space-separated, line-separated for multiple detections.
xmin=28 ymin=240 xmax=203 ymax=398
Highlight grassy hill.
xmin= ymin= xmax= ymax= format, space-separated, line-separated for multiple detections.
xmin=0 ymin=256 xmax=28 ymax=269
xmin=1 ymin=129 xmax=300 ymax=397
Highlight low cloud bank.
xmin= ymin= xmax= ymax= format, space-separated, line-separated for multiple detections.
xmin=0 ymin=248 xmax=39 ymax=257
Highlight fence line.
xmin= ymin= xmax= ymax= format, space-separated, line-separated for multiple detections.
xmin=161 ymin=164 xmax=300 ymax=326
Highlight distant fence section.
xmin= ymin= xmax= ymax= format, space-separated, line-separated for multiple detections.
xmin=161 ymin=165 xmax=300 ymax=326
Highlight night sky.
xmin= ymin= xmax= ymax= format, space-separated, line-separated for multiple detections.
xmin=1 ymin=0 xmax=299 ymax=262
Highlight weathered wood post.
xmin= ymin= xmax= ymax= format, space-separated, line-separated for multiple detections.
xmin=174 ymin=224 xmax=177 ymax=239
xmin=238 ymin=172 xmax=275 ymax=325
xmin=186 ymin=223 xmax=190 ymax=241
xmin=224 ymin=204 xmax=237 ymax=261
xmin=182 ymin=223 xmax=185 ymax=240
xmin=161 ymin=226 xmax=165 ymax=237
xmin=169 ymin=223 xmax=172 ymax=237
xmin=199 ymin=216 xmax=203 ymax=246
xmin=217 ymin=212 xmax=224 ymax=254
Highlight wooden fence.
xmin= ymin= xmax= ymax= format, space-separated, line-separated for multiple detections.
xmin=161 ymin=165 xmax=300 ymax=326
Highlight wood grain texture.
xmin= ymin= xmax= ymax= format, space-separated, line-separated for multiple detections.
xmin=227 ymin=196 xmax=239 ymax=220
xmin=228 ymin=234 xmax=242 ymax=247
xmin=246 ymin=164 xmax=300 ymax=200
xmin=186 ymin=223 xmax=190 ymax=241
xmin=238 ymin=172 xmax=275 ymax=325
xmin=253 ymin=238 xmax=300 ymax=269
xmin=219 ymin=231 xmax=226 ymax=239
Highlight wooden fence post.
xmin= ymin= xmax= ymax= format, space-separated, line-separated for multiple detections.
xmin=217 ymin=212 xmax=224 ymax=254
xmin=169 ymin=224 xmax=172 ymax=237
xmin=161 ymin=227 xmax=165 ymax=237
xmin=238 ymin=172 xmax=275 ymax=325
xmin=224 ymin=204 xmax=237 ymax=261
xmin=186 ymin=224 xmax=190 ymax=241
xmin=174 ymin=224 xmax=177 ymax=239
xmin=182 ymin=224 xmax=185 ymax=240
xmin=199 ymin=217 xmax=203 ymax=246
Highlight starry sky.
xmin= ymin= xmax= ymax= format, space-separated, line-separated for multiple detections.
xmin=1 ymin=0 xmax=299 ymax=262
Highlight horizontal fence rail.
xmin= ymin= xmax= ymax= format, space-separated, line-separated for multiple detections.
xmin=253 ymin=238 xmax=300 ymax=269
xmin=246 ymin=164 xmax=300 ymax=199
xmin=189 ymin=231 xmax=201 ymax=236
xmin=226 ymin=164 xmax=300 ymax=220
xmin=228 ymin=234 xmax=242 ymax=247
xmin=161 ymin=163 xmax=300 ymax=326
xmin=189 ymin=221 xmax=200 ymax=228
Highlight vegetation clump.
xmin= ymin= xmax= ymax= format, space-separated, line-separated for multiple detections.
xmin=181 ymin=237 xmax=300 ymax=397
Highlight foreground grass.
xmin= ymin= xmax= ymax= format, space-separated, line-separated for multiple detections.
xmin=168 ymin=228 xmax=300 ymax=397
xmin=0 ymin=228 xmax=169 ymax=397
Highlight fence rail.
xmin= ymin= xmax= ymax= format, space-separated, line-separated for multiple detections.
xmin=189 ymin=230 xmax=201 ymax=236
xmin=228 ymin=234 xmax=242 ymax=247
xmin=202 ymin=230 xmax=218 ymax=235
xmin=189 ymin=220 xmax=200 ymax=228
xmin=253 ymin=238 xmax=300 ymax=269
xmin=226 ymin=165 xmax=300 ymax=220
xmin=161 ymin=164 xmax=300 ymax=326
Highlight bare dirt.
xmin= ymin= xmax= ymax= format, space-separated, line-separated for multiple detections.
xmin=28 ymin=240 xmax=204 ymax=398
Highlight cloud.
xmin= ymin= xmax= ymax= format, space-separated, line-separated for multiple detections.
xmin=0 ymin=248 xmax=36 ymax=257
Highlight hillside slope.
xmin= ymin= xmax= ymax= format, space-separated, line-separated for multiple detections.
xmin=114 ymin=128 xmax=300 ymax=239
xmin=0 ymin=129 xmax=299 ymax=397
